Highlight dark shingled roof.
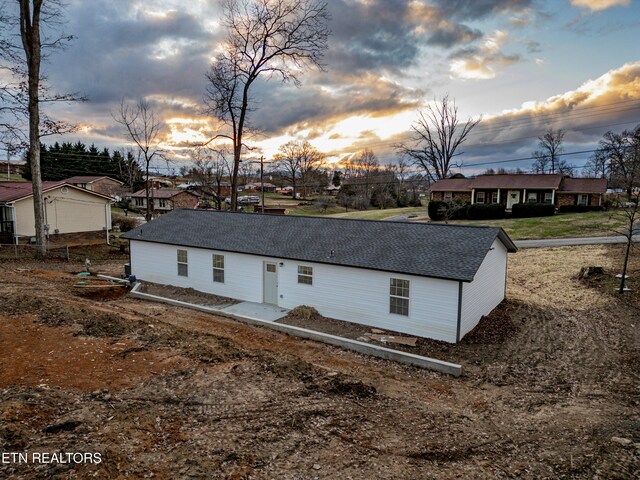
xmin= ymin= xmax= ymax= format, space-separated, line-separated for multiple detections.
xmin=123 ymin=210 xmax=517 ymax=282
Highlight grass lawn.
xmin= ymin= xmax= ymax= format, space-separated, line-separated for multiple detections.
xmin=0 ymin=174 xmax=26 ymax=182
xmin=431 ymin=210 xmax=629 ymax=240
xmin=328 ymin=206 xmax=428 ymax=220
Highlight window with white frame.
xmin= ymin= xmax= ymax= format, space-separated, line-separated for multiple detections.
xmin=491 ymin=191 xmax=499 ymax=204
xmin=544 ymin=192 xmax=553 ymax=204
xmin=213 ymin=254 xmax=224 ymax=283
xmin=476 ymin=191 xmax=485 ymax=204
xmin=578 ymin=194 xmax=589 ymax=206
xmin=177 ymin=249 xmax=188 ymax=277
xmin=298 ymin=265 xmax=313 ymax=285
xmin=135 ymin=198 xmax=143 ymax=207
xmin=390 ymin=278 xmax=410 ymax=316
xmin=159 ymin=199 xmax=168 ymax=208
xmin=528 ymin=192 xmax=537 ymax=203
xmin=444 ymin=192 xmax=452 ymax=201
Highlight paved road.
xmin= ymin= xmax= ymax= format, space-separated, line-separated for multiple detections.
xmin=515 ymin=235 xmax=639 ymax=248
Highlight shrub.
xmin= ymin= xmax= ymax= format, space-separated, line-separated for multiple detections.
xmin=558 ymin=204 xmax=604 ymax=213
xmin=112 ymin=215 xmax=139 ymax=232
xmin=428 ymin=200 xmax=447 ymax=220
xmin=511 ymin=202 xmax=555 ymax=218
xmin=289 ymin=305 xmax=319 ymax=320
xmin=467 ymin=203 xmax=505 ymax=220
xmin=428 ymin=200 xmax=469 ymax=220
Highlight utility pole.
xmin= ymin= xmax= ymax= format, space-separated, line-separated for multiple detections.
xmin=6 ymin=147 xmax=10 ymax=181
xmin=260 ymin=156 xmax=265 ymax=214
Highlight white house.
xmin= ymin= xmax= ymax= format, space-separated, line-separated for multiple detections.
xmin=122 ymin=210 xmax=517 ymax=343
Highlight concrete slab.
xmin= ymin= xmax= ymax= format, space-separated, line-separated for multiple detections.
xmin=220 ymin=302 xmax=289 ymax=322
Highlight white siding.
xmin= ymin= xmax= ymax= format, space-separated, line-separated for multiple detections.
xmin=460 ymin=238 xmax=508 ymax=339
xmin=14 ymin=186 xmax=111 ymax=237
xmin=129 ymin=240 xmax=461 ymax=342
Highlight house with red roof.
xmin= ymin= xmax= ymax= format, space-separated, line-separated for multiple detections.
xmin=64 ymin=175 xmax=124 ymax=198
xmin=430 ymin=174 xmax=607 ymax=210
xmin=0 ymin=182 xmax=113 ymax=244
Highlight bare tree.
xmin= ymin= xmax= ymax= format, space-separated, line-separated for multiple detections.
xmin=584 ymin=148 xmax=609 ymax=179
xmin=534 ymin=128 xmax=565 ymax=175
xmin=609 ymin=196 xmax=639 ymax=294
xmin=274 ymin=140 xmax=303 ymax=199
xmin=191 ymin=147 xmax=231 ymax=210
xmin=397 ymin=95 xmax=480 ymax=183
xmin=114 ymin=98 xmax=163 ymax=221
xmin=203 ymin=0 xmax=330 ymax=211
xmin=1 ymin=0 xmax=82 ymax=255
xmin=297 ymin=141 xmax=324 ymax=196
xmin=531 ymin=150 xmax=550 ymax=174
xmin=595 ymin=126 xmax=640 ymax=197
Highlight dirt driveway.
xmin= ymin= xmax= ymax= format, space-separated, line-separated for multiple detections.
xmin=0 ymin=245 xmax=638 ymax=479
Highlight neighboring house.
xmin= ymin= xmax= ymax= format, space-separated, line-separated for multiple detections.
xmin=129 ymin=189 xmax=200 ymax=212
xmin=431 ymin=174 xmax=607 ymax=209
xmin=243 ymin=182 xmax=277 ymax=193
xmin=0 ymin=160 xmax=27 ymax=176
xmin=122 ymin=210 xmax=517 ymax=343
xmin=64 ymin=175 xmax=124 ymax=198
xmin=324 ymin=184 xmax=341 ymax=196
xmin=0 ymin=182 xmax=112 ymax=244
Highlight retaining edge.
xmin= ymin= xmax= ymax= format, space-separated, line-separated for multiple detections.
xmin=129 ymin=284 xmax=462 ymax=376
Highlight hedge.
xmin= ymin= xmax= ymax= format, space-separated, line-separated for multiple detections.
xmin=511 ymin=202 xmax=555 ymax=218
xmin=558 ymin=204 xmax=604 ymax=213
xmin=467 ymin=203 xmax=506 ymax=220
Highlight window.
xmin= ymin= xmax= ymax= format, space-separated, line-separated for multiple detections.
xmin=266 ymin=264 xmax=276 ymax=273
xmin=390 ymin=278 xmax=410 ymax=316
xmin=177 ymin=249 xmax=188 ymax=277
xmin=528 ymin=192 xmax=537 ymax=203
xmin=544 ymin=192 xmax=553 ymax=204
xmin=213 ymin=254 xmax=224 ymax=283
xmin=444 ymin=192 xmax=452 ymax=201
xmin=298 ymin=265 xmax=313 ymax=285
xmin=159 ymin=199 xmax=168 ymax=208
xmin=135 ymin=198 xmax=144 ymax=207
xmin=578 ymin=194 xmax=589 ymax=206
xmin=491 ymin=191 xmax=499 ymax=204
xmin=476 ymin=191 xmax=485 ymax=204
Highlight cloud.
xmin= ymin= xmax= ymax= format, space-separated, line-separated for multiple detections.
xmin=571 ymin=0 xmax=631 ymax=11
xmin=458 ymin=62 xmax=640 ymax=168
xmin=449 ymin=30 xmax=522 ymax=79
xmin=432 ymin=0 xmax=535 ymax=20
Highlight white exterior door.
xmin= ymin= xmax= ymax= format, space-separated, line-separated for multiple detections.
xmin=263 ymin=262 xmax=278 ymax=305
xmin=507 ymin=190 xmax=520 ymax=209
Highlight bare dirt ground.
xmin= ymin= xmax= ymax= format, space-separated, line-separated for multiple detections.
xmin=0 ymin=245 xmax=638 ymax=479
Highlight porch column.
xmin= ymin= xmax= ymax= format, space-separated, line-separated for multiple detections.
xmin=523 ymin=189 xmax=527 ymax=203
xmin=551 ymin=189 xmax=556 ymax=206
xmin=471 ymin=188 xmax=475 ymax=205
xmin=497 ymin=189 xmax=501 ymax=204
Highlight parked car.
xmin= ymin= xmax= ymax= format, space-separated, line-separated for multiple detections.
xmin=225 ymin=195 xmax=260 ymax=205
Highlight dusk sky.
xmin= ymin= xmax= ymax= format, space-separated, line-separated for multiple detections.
xmin=38 ymin=0 xmax=640 ymax=175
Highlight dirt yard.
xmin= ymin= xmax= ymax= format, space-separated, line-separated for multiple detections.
xmin=0 ymin=245 xmax=638 ymax=479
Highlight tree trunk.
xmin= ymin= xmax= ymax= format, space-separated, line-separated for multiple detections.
xmin=618 ymin=234 xmax=632 ymax=294
xmin=230 ymin=144 xmax=240 ymax=211
xmin=145 ymin=161 xmax=152 ymax=221
xmin=22 ymin=0 xmax=46 ymax=257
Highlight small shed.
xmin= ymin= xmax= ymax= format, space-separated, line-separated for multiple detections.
xmin=122 ymin=210 xmax=517 ymax=342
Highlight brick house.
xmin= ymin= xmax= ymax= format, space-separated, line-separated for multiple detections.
xmin=431 ymin=174 xmax=607 ymax=209
xmin=64 ymin=175 xmax=125 ymax=198
xmin=129 ymin=189 xmax=200 ymax=213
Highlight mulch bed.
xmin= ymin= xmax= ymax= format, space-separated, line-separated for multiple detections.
xmin=137 ymin=281 xmax=239 ymax=307
xmin=277 ymin=301 xmax=516 ymax=359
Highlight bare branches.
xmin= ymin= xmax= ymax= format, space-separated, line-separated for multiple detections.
xmin=113 ymin=98 xmax=164 ymax=221
xmin=204 ymin=0 xmax=330 ymax=210
xmin=397 ymin=95 xmax=480 ymax=183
